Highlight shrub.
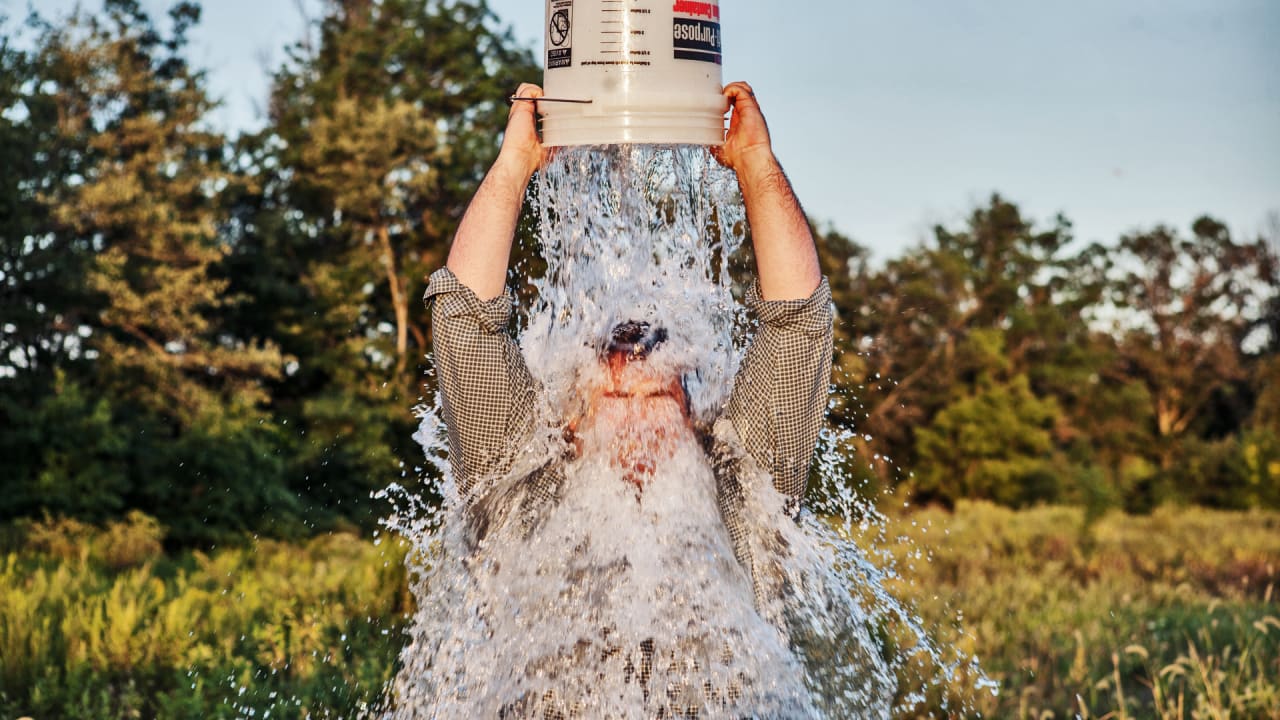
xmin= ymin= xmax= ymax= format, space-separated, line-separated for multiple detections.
xmin=97 ymin=511 xmax=165 ymax=570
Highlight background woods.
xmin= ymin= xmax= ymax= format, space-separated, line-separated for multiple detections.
xmin=819 ymin=198 xmax=1278 ymax=514
xmin=2 ymin=0 xmax=537 ymax=542
xmin=3 ymin=1 xmax=1278 ymax=540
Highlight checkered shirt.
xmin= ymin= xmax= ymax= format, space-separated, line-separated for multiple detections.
xmin=425 ymin=267 xmax=833 ymax=600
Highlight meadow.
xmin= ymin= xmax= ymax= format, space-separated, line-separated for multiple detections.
xmin=1 ymin=503 xmax=1277 ymax=719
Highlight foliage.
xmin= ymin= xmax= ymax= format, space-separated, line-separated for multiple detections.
xmin=913 ymin=372 xmax=1064 ymax=507
xmin=1086 ymin=217 xmax=1276 ymax=469
xmin=39 ymin=1 xmax=284 ymax=424
xmin=0 ymin=515 xmax=410 ymax=719
xmin=857 ymin=502 xmax=1280 ymax=718
xmin=2 ymin=506 xmax=1276 ymax=718
xmin=820 ymin=195 xmax=1278 ymax=513
xmin=216 ymin=0 xmax=539 ymax=529
xmin=1 ymin=0 xmax=536 ymax=541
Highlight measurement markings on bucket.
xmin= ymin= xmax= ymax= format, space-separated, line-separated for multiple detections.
xmin=547 ymin=0 xmax=573 ymax=68
xmin=587 ymin=0 xmax=654 ymax=64
xmin=599 ymin=0 xmax=623 ymax=54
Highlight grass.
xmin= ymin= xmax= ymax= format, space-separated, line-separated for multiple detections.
xmin=1 ymin=504 xmax=1276 ymax=718
xmin=872 ymin=502 xmax=1280 ymax=718
xmin=0 ymin=514 xmax=410 ymax=719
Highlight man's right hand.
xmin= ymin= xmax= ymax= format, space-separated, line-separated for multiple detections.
xmin=713 ymin=81 xmax=821 ymax=301
xmin=500 ymin=82 xmax=548 ymax=179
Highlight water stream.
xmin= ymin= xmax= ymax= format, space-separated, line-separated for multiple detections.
xmin=376 ymin=146 xmax=988 ymax=718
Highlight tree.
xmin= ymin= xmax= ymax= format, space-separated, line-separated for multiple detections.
xmin=0 ymin=12 xmax=100 ymax=428
xmin=914 ymin=370 xmax=1063 ymax=508
xmin=842 ymin=196 xmax=1090 ymax=497
xmin=46 ymin=2 xmax=283 ymax=423
xmin=2 ymin=1 xmax=296 ymax=541
xmin=1089 ymin=217 xmax=1275 ymax=472
xmin=218 ymin=0 xmax=538 ymax=525
xmin=265 ymin=0 xmax=536 ymax=383
xmin=1233 ymin=214 xmax=1280 ymax=509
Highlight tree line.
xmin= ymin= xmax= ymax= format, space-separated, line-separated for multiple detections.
xmin=1 ymin=0 xmax=1276 ymax=545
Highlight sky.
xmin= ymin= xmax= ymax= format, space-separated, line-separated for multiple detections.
xmin=15 ymin=0 xmax=1280 ymax=261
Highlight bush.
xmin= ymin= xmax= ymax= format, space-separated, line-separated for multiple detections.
xmin=21 ymin=511 xmax=165 ymax=569
xmin=97 ymin=511 xmax=165 ymax=570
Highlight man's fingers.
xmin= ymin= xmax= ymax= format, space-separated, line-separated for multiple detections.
xmin=514 ymin=82 xmax=544 ymax=99
xmin=508 ymin=83 xmax=544 ymax=118
xmin=722 ymin=81 xmax=756 ymax=105
xmin=709 ymin=144 xmax=730 ymax=168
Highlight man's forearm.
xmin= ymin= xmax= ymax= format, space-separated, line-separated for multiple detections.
xmin=737 ymin=151 xmax=821 ymax=302
xmin=446 ymin=152 xmax=533 ymax=301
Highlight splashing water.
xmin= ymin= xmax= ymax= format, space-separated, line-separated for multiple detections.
xmin=376 ymin=146 xmax=991 ymax=718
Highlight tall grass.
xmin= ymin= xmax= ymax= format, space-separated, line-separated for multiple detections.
xmin=874 ymin=502 xmax=1280 ymax=718
xmin=1 ymin=505 xmax=1276 ymax=718
xmin=0 ymin=514 xmax=410 ymax=719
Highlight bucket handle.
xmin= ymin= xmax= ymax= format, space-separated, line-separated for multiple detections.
xmin=508 ymin=95 xmax=593 ymax=105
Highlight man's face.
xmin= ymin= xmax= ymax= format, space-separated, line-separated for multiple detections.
xmin=602 ymin=351 xmax=688 ymax=412
xmin=571 ymin=350 xmax=693 ymax=489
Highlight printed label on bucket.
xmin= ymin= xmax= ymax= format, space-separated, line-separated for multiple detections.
xmin=547 ymin=0 xmax=573 ymax=69
xmin=672 ymin=18 xmax=720 ymax=63
xmin=671 ymin=1 xmax=720 ymax=64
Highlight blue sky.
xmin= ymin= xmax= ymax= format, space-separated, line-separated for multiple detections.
xmin=17 ymin=0 xmax=1280 ymax=260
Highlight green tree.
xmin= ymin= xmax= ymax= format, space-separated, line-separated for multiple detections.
xmin=1232 ymin=215 xmax=1280 ymax=508
xmin=0 ymin=13 xmax=102 ymax=487
xmin=914 ymin=371 xmax=1062 ymax=507
xmin=219 ymin=0 xmax=538 ymax=526
xmin=266 ymin=0 xmax=536 ymax=382
xmin=842 ymin=196 xmax=1093 ymax=502
xmin=39 ymin=1 xmax=284 ymax=423
xmin=1089 ymin=217 xmax=1274 ymax=478
xmin=2 ymin=2 xmax=297 ymax=541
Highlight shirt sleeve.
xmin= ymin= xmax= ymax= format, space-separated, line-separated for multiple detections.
xmin=425 ymin=267 xmax=539 ymax=497
xmin=724 ymin=278 xmax=834 ymax=507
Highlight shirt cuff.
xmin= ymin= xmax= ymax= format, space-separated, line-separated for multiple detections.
xmin=424 ymin=267 xmax=513 ymax=335
xmin=744 ymin=277 xmax=833 ymax=337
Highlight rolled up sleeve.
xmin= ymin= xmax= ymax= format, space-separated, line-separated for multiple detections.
xmin=425 ymin=267 xmax=538 ymax=496
xmin=725 ymin=278 xmax=834 ymax=506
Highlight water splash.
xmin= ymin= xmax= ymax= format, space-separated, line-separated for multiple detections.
xmin=376 ymin=146 xmax=990 ymax=718
xmin=521 ymin=144 xmax=747 ymax=428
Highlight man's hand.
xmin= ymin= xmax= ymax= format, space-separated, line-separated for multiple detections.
xmin=499 ymin=82 xmax=548 ymax=180
xmin=713 ymin=81 xmax=774 ymax=173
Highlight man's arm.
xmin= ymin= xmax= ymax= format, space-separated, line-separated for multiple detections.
xmin=717 ymin=82 xmax=833 ymax=509
xmin=427 ymin=83 xmax=547 ymax=496
xmin=446 ymin=83 xmax=547 ymax=300
xmin=714 ymin=81 xmax=821 ymax=302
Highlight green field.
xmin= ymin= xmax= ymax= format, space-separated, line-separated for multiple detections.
xmin=2 ymin=504 xmax=1277 ymax=719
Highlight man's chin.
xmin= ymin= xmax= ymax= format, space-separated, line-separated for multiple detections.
xmin=597 ymin=393 xmax=685 ymax=418
xmin=577 ymin=397 xmax=693 ymax=442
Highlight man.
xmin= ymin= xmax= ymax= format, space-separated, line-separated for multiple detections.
xmin=429 ymin=78 xmax=830 ymax=514
xmin=422 ymin=81 xmax=834 ymax=716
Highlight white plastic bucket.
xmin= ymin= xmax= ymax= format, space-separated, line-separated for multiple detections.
xmin=541 ymin=0 xmax=728 ymax=147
